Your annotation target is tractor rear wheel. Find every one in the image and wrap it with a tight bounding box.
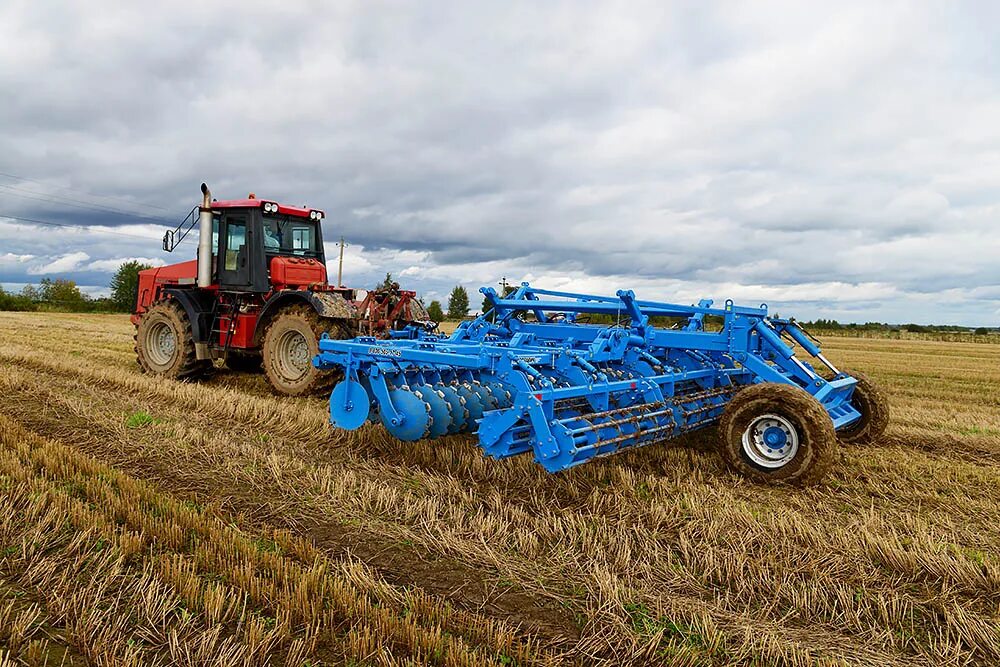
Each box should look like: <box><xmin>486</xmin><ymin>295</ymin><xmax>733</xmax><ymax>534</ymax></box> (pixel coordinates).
<box><xmin>135</xmin><ymin>300</ymin><xmax>211</xmax><ymax>380</ymax></box>
<box><xmin>718</xmin><ymin>383</ymin><xmax>836</xmax><ymax>485</ymax></box>
<box><xmin>261</xmin><ymin>305</ymin><xmax>351</xmax><ymax>396</ymax></box>
<box><xmin>836</xmin><ymin>370</ymin><xmax>889</xmax><ymax>445</ymax></box>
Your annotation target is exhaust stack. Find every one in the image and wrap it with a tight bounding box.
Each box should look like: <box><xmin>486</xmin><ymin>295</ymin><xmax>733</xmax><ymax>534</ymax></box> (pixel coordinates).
<box><xmin>197</xmin><ymin>182</ymin><xmax>213</xmax><ymax>288</ymax></box>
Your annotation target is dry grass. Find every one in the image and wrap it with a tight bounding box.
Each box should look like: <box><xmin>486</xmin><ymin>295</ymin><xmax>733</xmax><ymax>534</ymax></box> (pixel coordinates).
<box><xmin>0</xmin><ymin>311</ymin><xmax>998</xmax><ymax>666</ymax></box>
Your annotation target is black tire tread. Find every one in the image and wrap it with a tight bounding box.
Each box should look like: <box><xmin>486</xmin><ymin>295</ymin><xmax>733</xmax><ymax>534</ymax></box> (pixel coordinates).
<box><xmin>836</xmin><ymin>369</ymin><xmax>890</xmax><ymax>445</ymax></box>
<box><xmin>718</xmin><ymin>383</ymin><xmax>836</xmax><ymax>486</ymax></box>
<box><xmin>134</xmin><ymin>300</ymin><xmax>212</xmax><ymax>380</ymax></box>
<box><xmin>260</xmin><ymin>304</ymin><xmax>353</xmax><ymax>396</ymax></box>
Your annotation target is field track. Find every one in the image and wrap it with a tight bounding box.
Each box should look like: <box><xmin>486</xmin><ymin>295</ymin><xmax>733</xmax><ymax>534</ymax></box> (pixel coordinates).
<box><xmin>0</xmin><ymin>311</ymin><xmax>998</xmax><ymax>666</ymax></box>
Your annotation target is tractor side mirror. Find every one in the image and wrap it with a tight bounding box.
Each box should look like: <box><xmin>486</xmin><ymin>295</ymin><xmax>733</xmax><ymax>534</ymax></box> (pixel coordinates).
<box><xmin>162</xmin><ymin>230</ymin><xmax>174</xmax><ymax>252</ymax></box>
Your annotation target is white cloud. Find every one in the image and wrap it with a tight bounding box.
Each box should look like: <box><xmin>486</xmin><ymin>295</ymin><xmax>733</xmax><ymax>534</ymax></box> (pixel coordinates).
<box><xmin>0</xmin><ymin>252</ymin><xmax>35</xmax><ymax>264</ymax></box>
<box><xmin>85</xmin><ymin>257</ymin><xmax>166</xmax><ymax>272</ymax></box>
<box><xmin>27</xmin><ymin>251</ymin><xmax>90</xmax><ymax>274</ymax></box>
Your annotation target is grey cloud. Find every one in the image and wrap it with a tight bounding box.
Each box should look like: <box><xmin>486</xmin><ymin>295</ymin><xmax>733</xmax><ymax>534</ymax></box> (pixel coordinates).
<box><xmin>0</xmin><ymin>1</ymin><xmax>998</xmax><ymax>324</ymax></box>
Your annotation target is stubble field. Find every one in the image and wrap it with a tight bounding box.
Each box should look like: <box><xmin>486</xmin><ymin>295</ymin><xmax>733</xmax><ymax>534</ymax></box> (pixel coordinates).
<box><xmin>0</xmin><ymin>311</ymin><xmax>998</xmax><ymax>666</ymax></box>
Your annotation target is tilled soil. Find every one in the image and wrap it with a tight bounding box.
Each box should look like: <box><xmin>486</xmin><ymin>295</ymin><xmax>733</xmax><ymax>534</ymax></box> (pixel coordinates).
<box><xmin>1</xmin><ymin>311</ymin><xmax>999</xmax><ymax>666</ymax></box>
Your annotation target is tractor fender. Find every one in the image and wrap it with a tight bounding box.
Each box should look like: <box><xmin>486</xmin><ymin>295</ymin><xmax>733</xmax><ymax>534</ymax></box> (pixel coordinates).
<box><xmin>254</xmin><ymin>290</ymin><xmax>358</xmax><ymax>344</ymax></box>
<box><xmin>160</xmin><ymin>287</ymin><xmax>215</xmax><ymax>344</ymax></box>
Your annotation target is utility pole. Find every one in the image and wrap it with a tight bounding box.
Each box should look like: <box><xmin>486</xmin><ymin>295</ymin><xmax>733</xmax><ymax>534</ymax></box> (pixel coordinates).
<box><xmin>337</xmin><ymin>236</ymin><xmax>348</xmax><ymax>287</ymax></box>
<box><xmin>498</xmin><ymin>276</ymin><xmax>509</xmax><ymax>295</ymax></box>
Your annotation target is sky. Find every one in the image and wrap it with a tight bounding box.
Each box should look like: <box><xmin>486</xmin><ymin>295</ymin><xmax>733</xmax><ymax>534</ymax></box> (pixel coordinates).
<box><xmin>1</xmin><ymin>1</ymin><xmax>998</xmax><ymax>325</ymax></box>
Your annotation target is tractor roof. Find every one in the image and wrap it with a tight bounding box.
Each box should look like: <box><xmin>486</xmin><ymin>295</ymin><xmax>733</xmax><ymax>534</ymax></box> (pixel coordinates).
<box><xmin>210</xmin><ymin>197</ymin><xmax>322</xmax><ymax>219</ymax></box>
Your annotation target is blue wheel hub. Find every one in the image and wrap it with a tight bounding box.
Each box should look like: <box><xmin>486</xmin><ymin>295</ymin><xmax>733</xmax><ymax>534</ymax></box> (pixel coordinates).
<box><xmin>763</xmin><ymin>426</ymin><xmax>787</xmax><ymax>448</ymax></box>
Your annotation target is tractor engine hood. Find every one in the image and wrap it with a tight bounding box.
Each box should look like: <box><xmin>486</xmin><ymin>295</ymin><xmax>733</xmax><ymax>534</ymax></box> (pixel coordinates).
<box><xmin>269</xmin><ymin>256</ymin><xmax>327</xmax><ymax>290</ymax></box>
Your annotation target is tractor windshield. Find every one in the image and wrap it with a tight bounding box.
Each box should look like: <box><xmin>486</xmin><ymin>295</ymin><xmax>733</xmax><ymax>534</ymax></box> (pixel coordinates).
<box><xmin>262</xmin><ymin>215</ymin><xmax>320</xmax><ymax>257</ymax></box>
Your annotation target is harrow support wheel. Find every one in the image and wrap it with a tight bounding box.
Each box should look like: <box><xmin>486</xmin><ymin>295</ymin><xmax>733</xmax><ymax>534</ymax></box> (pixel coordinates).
<box><xmin>262</xmin><ymin>305</ymin><xmax>351</xmax><ymax>396</ymax></box>
<box><xmin>718</xmin><ymin>383</ymin><xmax>836</xmax><ymax>486</ymax></box>
<box><xmin>135</xmin><ymin>300</ymin><xmax>212</xmax><ymax>380</ymax></box>
<box><xmin>835</xmin><ymin>370</ymin><xmax>890</xmax><ymax>446</ymax></box>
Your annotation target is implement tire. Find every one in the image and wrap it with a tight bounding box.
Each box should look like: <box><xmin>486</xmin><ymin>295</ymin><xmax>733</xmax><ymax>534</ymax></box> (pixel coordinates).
<box><xmin>718</xmin><ymin>383</ymin><xmax>836</xmax><ymax>486</ymax></box>
<box><xmin>135</xmin><ymin>300</ymin><xmax>211</xmax><ymax>380</ymax></box>
<box><xmin>836</xmin><ymin>370</ymin><xmax>890</xmax><ymax>446</ymax></box>
<box><xmin>261</xmin><ymin>305</ymin><xmax>351</xmax><ymax>396</ymax></box>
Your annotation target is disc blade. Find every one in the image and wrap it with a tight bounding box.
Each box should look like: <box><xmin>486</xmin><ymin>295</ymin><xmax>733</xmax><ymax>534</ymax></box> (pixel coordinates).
<box><xmin>413</xmin><ymin>386</ymin><xmax>452</xmax><ymax>438</ymax></box>
<box><xmin>381</xmin><ymin>388</ymin><xmax>430</xmax><ymax>441</ymax></box>
<box><xmin>437</xmin><ymin>385</ymin><xmax>469</xmax><ymax>434</ymax></box>
<box><xmin>329</xmin><ymin>379</ymin><xmax>370</xmax><ymax>430</ymax></box>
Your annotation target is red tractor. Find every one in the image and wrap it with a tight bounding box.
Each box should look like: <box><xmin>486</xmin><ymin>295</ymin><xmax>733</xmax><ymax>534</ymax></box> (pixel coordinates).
<box><xmin>132</xmin><ymin>183</ymin><xmax>430</xmax><ymax>395</ymax></box>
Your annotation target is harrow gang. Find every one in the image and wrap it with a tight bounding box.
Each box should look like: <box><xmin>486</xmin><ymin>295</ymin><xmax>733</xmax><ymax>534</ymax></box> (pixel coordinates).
<box><xmin>314</xmin><ymin>284</ymin><xmax>879</xmax><ymax>481</ymax></box>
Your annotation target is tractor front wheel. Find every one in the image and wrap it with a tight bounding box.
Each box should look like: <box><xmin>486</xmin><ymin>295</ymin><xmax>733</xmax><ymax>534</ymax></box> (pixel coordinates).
<box><xmin>836</xmin><ymin>370</ymin><xmax>890</xmax><ymax>445</ymax></box>
<box><xmin>135</xmin><ymin>300</ymin><xmax>211</xmax><ymax>380</ymax></box>
<box><xmin>261</xmin><ymin>306</ymin><xmax>350</xmax><ymax>396</ymax></box>
<box><xmin>718</xmin><ymin>383</ymin><xmax>836</xmax><ymax>485</ymax></box>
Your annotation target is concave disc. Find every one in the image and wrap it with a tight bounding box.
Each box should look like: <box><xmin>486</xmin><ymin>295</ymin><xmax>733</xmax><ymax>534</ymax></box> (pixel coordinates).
<box><xmin>437</xmin><ymin>385</ymin><xmax>469</xmax><ymax>434</ymax></box>
<box><xmin>413</xmin><ymin>386</ymin><xmax>452</xmax><ymax>438</ymax></box>
<box><xmin>381</xmin><ymin>388</ymin><xmax>430</xmax><ymax>441</ymax></box>
<box><xmin>456</xmin><ymin>383</ymin><xmax>485</xmax><ymax>426</ymax></box>
<box><xmin>329</xmin><ymin>379</ymin><xmax>370</xmax><ymax>430</ymax></box>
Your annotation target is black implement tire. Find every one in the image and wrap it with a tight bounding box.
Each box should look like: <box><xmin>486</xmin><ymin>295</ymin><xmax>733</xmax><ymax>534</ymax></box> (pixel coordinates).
<box><xmin>718</xmin><ymin>383</ymin><xmax>836</xmax><ymax>486</ymax></box>
<box><xmin>135</xmin><ymin>300</ymin><xmax>211</xmax><ymax>380</ymax></box>
<box><xmin>261</xmin><ymin>305</ymin><xmax>351</xmax><ymax>396</ymax></box>
<box><xmin>836</xmin><ymin>370</ymin><xmax>890</xmax><ymax>446</ymax></box>
<box><xmin>225</xmin><ymin>351</ymin><xmax>262</xmax><ymax>373</ymax></box>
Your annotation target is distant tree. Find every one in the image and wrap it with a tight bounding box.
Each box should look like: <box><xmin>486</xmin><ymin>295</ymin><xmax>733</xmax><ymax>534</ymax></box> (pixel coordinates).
<box><xmin>447</xmin><ymin>285</ymin><xmax>470</xmax><ymax>320</ymax></box>
<box><xmin>0</xmin><ymin>285</ymin><xmax>35</xmax><ymax>312</ymax></box>
<box><xmin>376</xmin><ymin>272</ymin><xmax>397</xmax><ymax>292</ymax></box>
<box><xmin>426</xmin><ymin>300</ymin><xmax>445</xmax><ymax>323</ymax></box>
<box><xmin>975</xmin><ymin>327</ymin><xmax>990</xmax><ymax>336</ymax></box>
<box><xmin>19</xmin><ymin>284</ymin><xmax>40</xmax><ymax>302</ymax></box>
<box><xmin>109</xmin><ymin>260</ymin><xmax>152</xmax><ymax>312</ymax></box>
<box><xmin>39</xmin><ymin>278</ymin><xmax>86</xmax><ymax>310</ymax></box>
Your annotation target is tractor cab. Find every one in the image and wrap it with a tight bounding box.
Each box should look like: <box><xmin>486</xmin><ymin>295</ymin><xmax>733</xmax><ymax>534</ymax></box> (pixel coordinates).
<box><xmin>208</xmin><ymin>196</ymin><xmax>328</xmax><ymax>293</ymax></box>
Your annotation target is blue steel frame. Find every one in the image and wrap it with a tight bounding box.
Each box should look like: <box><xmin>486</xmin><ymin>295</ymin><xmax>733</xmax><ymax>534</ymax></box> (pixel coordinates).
<box><xmin>314</xmin><ymin>284</ymin><xmax>862</xmax><ymax>473</ymax></box>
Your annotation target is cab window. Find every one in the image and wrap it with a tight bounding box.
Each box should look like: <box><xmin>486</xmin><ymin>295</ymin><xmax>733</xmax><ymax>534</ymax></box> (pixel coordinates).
<box><xmin>262</xmin><ymin>215</ymin><xmax>319</xmax><ymax>256</ymax></box>
<box><xmin>225</xmin><ymin>220</ymin><xmax>246</xmax><ymax>270</ymax></box>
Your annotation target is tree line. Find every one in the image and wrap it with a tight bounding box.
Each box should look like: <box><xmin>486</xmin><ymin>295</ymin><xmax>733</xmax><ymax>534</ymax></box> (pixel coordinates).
<box><xmin>5</xmin><ymin>267</ymin><xmax>992</xmax><ymax>335</ymax></box>
<box><xmin>801</xmin><ymin>318</ymin><xmax>993</xmax><ymax>337</ymax></box>
<box><xmin>0</xmin><ymin>260</ymin><xmax>150</xmax><ymax>313</ymax></box>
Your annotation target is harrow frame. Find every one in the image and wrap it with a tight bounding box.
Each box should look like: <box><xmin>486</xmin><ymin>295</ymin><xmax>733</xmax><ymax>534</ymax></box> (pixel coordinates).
<box><xmin>315</xmin><ymin>284</ymin><xmax>863</xmax><ymax>474</ymax></box>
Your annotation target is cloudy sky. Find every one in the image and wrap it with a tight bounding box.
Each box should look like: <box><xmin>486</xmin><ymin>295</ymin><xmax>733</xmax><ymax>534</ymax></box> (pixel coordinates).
<box><xmin>1</xmin><ymin>1</ymin><xmax>998</xmax><ymax>324</ymax></box>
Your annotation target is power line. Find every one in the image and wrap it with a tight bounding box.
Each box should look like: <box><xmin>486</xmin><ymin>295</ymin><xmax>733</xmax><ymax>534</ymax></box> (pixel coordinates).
<box><xmin>0</xmin><ymin>183</ymin><xmax>176</xmax><ymax>222</ymax></box>
<box><xmin>0</xmin><ymin>212</ymin><xmax>167</xmax><ymax>242</ymax></box>
<box><xmin>0</xmin><ymin>187</ymin><xmax>179</xmax><ymax>225</ymax></box>
<box><xmin>0</xmin><ymin>170</ymin><xmax>170</xmax><ymax>211</ymax></box>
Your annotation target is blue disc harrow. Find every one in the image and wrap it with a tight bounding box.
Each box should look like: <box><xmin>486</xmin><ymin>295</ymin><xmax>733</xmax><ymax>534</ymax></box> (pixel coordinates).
<box><xmin>314</xmin><ymin>284</ymin><xmax>864</xmax><ymax>474</ymax></box>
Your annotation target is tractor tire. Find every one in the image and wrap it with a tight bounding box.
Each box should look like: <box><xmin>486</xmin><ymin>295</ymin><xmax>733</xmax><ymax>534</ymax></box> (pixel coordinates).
<box><xmin>135</xmin><ymin>300</ymin><xmax>212</xmax><ymax>380</ymax></box>
<box><xmin>225</xmin><ymin>351</ymin><xmax>262</xmax><ymax>373</ymax></box>
<box><xmin>718</xmin><ymin>383</ymin><xmax>836</xmax><ymax>486</ymax></box>
<box><xmin>261</xmin><ymin>305</ymin><xmax>351</xmax><ymax>396</ymax></box>
<box><xmin>835</xmin><ymin>370</ymin><xmax>890</xmax><ymax>446</ymax></box>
